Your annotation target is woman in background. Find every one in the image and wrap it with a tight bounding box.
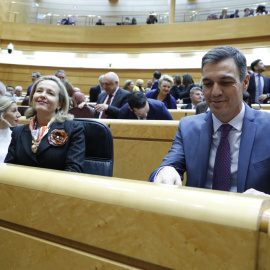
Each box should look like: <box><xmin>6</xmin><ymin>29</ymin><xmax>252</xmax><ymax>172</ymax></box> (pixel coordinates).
<box><xmin>170</xmin><ymin>74</ymin><xmax>184</xmax><ymax>100</ymax></box>
<box><xmin>133</xmin><ymin>79</ymin><xmax>144</xmax><ymax>92</ymax></box>
<box><xmin>5</xmin><ymin>75</ymin><xmax>85</xmax><ymax>172</ymax></box>
<box><xmin>145</xmin><ymin>74</ymin><xmax>177</xmax><ymax>109</ymax></box>
<box><xmin>0</xmin><ymin>96</ymin><xmax>21</xmax><ymax>163</ymax></box>
<box><xmin>64</xmin><ymin>79</ymin><xmax>86</xmax><ymax>109</ymax></box>
<box><xmin>123</xmin><ymin>80</ymin><xmax>134</xmax><ymax>92</ymax></box>
<box><xmin>178</xmin><ymin>73</ymin><xmax>196</xmax><ymax>104</ymax></box>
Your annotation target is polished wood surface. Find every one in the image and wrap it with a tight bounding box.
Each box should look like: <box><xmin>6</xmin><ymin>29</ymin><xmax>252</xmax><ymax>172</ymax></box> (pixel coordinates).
<box><xmin>0</xmin><ymin>164</ymin><xmax>270</xmax><ymax>269</ymax></box>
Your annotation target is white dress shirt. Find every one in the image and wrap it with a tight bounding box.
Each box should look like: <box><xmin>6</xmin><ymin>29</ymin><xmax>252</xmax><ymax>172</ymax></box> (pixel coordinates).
<box><xmin>99</xmin><ymin>87</ymin><xmax>119</xmax><ymax>119</ymax></box>
<box><xmin>0</xmin><ymin>128</ymin><xmax>12</xmax><ymax>163</ymax></box>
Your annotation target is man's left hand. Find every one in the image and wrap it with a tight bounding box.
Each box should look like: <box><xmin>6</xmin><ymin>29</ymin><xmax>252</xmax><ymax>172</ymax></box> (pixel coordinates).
<box><xmin>95</xmin><ymin>104</ymin><xmax>108</xmax><ymax>112</ymax></box>
<box><xmin>259</xmin><ymin>94</ymin><xmax>268</xmax><ymax>102</ymax></box>
<box><xmin>243</xmin><ymin>188</ymin><xmax>270</xmax><ymax>197</ymax></box>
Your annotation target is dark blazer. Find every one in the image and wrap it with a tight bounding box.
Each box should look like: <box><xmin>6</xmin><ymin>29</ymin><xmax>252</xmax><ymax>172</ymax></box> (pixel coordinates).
<box><xmin>89</xmin><ymin>84</ymin><xmax>101</xmax><ymax>102</ymax></box>
<box><xmin>247</xmin><ymin>73</ymin><xmax>270</xmax><ymax>103</ymax></box>
<box><xmin>5</xmin><ymin>120</ymin><xmax>85</xmax><ymax>173</ymax></box>
<box><xmin>118</xmin><ymin>99</ymin><xmax>173</xmax><ymax>120</ymax></box>
<box><xmin>181</xmin><ymin>103</ymin><xmax>193</xmax><ymax>109</ymax></box>
<box><xmin>96</xmin><ymin>88</ymin><xmax>130</xmax><ymax>119</ymax></box>
<box><xmin>149</xmin><ymin>103</ymin><xmax>270</xmax><ymax>194</ymax></box>
<box><xmin>170</xmin><ymin>85</ymin><xmax>184</xmax><ymax>100</ymax></box>
<box><xmin>151</xmin><ymin>80</ymin><xmax>159</xmax><ymax>90</ymax></box>
<box><xmin>195</xmin><ymin>101</ymin><xmax>209</xmax><ymax>114</ymax></box>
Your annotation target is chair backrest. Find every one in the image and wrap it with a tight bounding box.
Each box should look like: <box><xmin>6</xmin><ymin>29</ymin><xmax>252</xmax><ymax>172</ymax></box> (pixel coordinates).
<box><xmin>69</xmin><ymin>106</ymin><xmax>96</xmax><ymax>118</ymax></box>
<box><xmin>17</xmin><ymin>106</ymin><xmax>28</xmax><ymax>116</ymax></box>
<box><xmin>21</xmin><ymin>99</ymin><xmax>29</xmax><ymax>106</ymax></box>
<box><xmin>75</xmin><ymin>119</ymin><xmax>114</xmax><ymax>177</ymax></box>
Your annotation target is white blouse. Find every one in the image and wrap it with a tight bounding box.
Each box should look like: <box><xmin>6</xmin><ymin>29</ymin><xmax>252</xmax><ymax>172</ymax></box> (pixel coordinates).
<box><xmin>0</xmin><ymin>128</ymin><xmax>12</xmax><ymax>163</ymax></box>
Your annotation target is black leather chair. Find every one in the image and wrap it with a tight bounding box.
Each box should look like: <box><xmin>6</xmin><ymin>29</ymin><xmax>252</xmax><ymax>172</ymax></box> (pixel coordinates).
<box><xmin>75</xmin><ymin>119</ymin><xmax>114</xmax><ymax>177</ymax></box>
<box><xmin>69</xmin><ymin>106</ymin><xmax>96</xmax><ymax>118</ymax></box>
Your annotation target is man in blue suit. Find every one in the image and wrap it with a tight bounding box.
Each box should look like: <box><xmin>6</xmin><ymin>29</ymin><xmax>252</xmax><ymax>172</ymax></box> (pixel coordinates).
<box><xmin>247</xmin><ymin>59</ymin><xmax>270</xmax><ymax>104</ymax></box>
<box><xmin>118</xmin><ymin>91</ymin><xmax>173</xmax><ymax>120</ymax></box>
<box><xmin>181</xmin><ymin>87</ymin><xmax>203</xmax><ymax>109</ymax></box>
<box><xmin>149</xmin><ymin>46</ymin><xmax>270</xmax><ymax>196</ymax></box>
<box><xmin>95</xmin><ymin>72</ymin><xmax>130</xmax><ymax>119</ymax></box>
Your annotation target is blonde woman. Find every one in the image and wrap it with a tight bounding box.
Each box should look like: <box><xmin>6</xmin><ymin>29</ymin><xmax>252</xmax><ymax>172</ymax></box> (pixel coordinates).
<box><xmin>5</xmin><ymin>75</ymin><xmax>85</xmax><ymax>172</ymax></box>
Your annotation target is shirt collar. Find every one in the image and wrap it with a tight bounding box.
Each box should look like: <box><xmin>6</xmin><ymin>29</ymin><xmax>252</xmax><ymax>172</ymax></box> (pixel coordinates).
<box><xmin>212</xmin><ymin>102</ymin><xmax>245</xmax><ymax>133</ymax></box>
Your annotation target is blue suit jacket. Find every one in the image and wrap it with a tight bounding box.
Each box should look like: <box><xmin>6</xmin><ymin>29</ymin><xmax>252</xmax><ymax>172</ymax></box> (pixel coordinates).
<box><xmin>118</xmin><ymin>99</ymin><xmax>173</xmax><ymax>120</ymax></box>
<box><xmin>149</xmin><ymin>103</ymin><xmax>270</xmax><ymax>193</ymax></box>
<box><xmin>5</xmin><ymin>120</ymin><xmax>85</xmax><ymax>173</ymax></box>
<box><xmin>96</xmin><ymin>88</ymin><xmax>130</xmax><ymax>119</ymax></box>
<box><xmin>89</xmin><ymin>84</ymin><xmax>101</xmax><ymax>102</ymax></box>
<box><xmin>247</xmin><ymin>73</ymin><xmax>270</xmax><ymax>103</ymax></box>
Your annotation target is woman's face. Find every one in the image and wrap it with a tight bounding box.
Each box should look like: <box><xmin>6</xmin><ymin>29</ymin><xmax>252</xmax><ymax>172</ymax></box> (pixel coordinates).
<box><xmin>128</xmin><ymin>82</ymin><xmax>134</xmax><ymax>91</ymax></box>
<box><xmin>2</xmin><ymin>103</ymin><xmax>21</xmax><ymax>127</ymax></box>
<box><xmin>33</xmin><ymin>80</ymin><xmax>61</xmax><ymax>117</ymax></box>
<box><xmin>159</xmin><ymin>80</ymin><xmax>172</xmax><ymax>95</ymax></box>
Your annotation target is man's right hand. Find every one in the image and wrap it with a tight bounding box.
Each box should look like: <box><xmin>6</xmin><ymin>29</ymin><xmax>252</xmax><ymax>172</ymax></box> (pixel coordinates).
<box><xmin>154</xmin><ymin>166</ymin><xmax>182</xmax><ymax>185</ymax></box>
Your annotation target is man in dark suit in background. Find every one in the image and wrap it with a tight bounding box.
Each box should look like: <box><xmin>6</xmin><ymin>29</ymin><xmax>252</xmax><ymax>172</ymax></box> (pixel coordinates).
<box><xmin>89</xmin><ymin>75</ymin><xmax>104</xmax><ymax>102</ymax></box>
<box><xmin>25</xmin><ymin>71</ymin><xmax>41</xmax><ymax>99</ymax></box>
<box><xmin>247</xmin><ymin>59</ymin><xmax>270</xmax><ymax>103</ymax></box>
<box><xmin>119</xmin><ymin>91</ymin><xmax>173</xmax><ymax>120</ymax></box>
<box><xmin>95</xmin><ymin>72</ymin><xmax>130</xmax><ymax>119</ymax></box>
<box><xmin>151</xmin><ymin>71</ymin><xmax>161</xmax><ymax>90</ymax></box>
<box><xmin>181</xmin><ymin>87</ymin><xmax>203</xmax><ymax>109</ymax></box>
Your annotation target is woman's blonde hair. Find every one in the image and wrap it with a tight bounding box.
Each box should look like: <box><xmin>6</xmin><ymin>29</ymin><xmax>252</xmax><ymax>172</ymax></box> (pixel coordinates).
<box><xmin>135</xmin><ymin>79</ymin><xmax>144</xmax><ymax>86</ymax></box>
<box><xmin>25</xmin><ymin>75</ymin><xmax>73</xmax><ymax>122</ymax></box>
<box><xmin>158</xmin><ymin>74</ymin><xmax>174</xmax><ymax>86</ymax></box>
<box><xmin>0</xmin><ymin>96</ymin><xmax>15</xmax><ymax>114</ymax></box>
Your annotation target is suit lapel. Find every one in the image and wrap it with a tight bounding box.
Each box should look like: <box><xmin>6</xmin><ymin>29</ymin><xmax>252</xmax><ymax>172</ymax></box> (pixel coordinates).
<box><xmin>35</xmin><ymin>122</ymin><xmax>65</xmax><ymax>157</ymax></box>
<box><xmin>111</xmin><ymin>89</ymin><xmax>121</xmax><ymax>106</ymax></box>
<box><xmin>197</xmin><ymin>112</ymin><xmax>213</xmax><ymax>188</ymax></box>
<box><xmin>21</xmin><ymin>125</ymin><xmax>38</xmax><ymax>163</ymax></box>
<box><xmin>237</xmin><ymin>104</ymin><xmax>256</xmax><ymax>192</ymax></box>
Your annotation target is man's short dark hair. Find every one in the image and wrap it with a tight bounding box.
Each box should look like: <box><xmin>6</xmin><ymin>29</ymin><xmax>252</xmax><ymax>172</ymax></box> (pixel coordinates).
<box><xmin>128</xmin><ymin>91</ymin><xmax>147</xmax><ymax>110</ymax></box>
<box><xmin>6</xmin><ymin>85</ymin><xmax>14</xmax><ymax>90</ymax></box>
<box><xmin>55</xmin><ymin>70</ymin><xmax>66</xmax><ymax>76</ymax></box>
<box><xmin>202</xmin><ymin>46</ymin><xmax>247</xmax><ymax>82</ymax></box>
<box><xmin>153</xmin><ymin>71</ymin><xmax>161</xmax><ymax>80</ymax></box>
<box><xmin>250</xmin><ymin>59</ymin><xmax>261</xmax><ymax>72</ymax></box>
<box><xmin>33</xmin><ymin>71</ymin><xmax>41</xmax><ymax>78</ymax></box>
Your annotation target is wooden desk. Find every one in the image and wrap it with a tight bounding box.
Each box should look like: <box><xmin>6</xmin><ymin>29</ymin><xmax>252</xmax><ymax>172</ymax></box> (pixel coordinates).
<box><xmin>0</xmin><ymin>163</ymin><xmax>270</xmax><ymax>270</ymax></box>
<box><xmin>168</xmin><ymin>109</ymin><xmax>196</xmax><ymax>120</ymax></box>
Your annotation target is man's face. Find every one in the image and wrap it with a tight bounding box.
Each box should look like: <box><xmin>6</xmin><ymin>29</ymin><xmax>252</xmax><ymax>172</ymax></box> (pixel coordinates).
<box><xmin>15</xmin><ymin>88</ymin><xmax>22</xmax><ymax>97</ymax></box>
<box><xmin>31</xmin><ymin>73</ymin><xmax>38</xmax><ymax>83</ymax></box>
<box><xmin>190</xmin><ymin>90</ymin><xmax>203</xmax><ymax>105</ymax></box>
<box><xmin>102</xmin><ymin>75</ymin><xmax>118</xmax><ymax>95</ymax></box>
<box><xmin>202</xmin><ymin>58</ymin><xmax>249</xmax><ymax>123</ymax></box>
<box><xmin>130</xmin><ymin>102</ymin><xmax>149</xmax><ymax>119</ymax></box>
<box><xmin>6</xmin><ymin>86</ymin><xmax>14</xmax><ymax>95</ymax></box>
<box><xmin>56</xmin><ymin>72</ymin><xmax>66</xmax><ymax>80</ymax></box>
<box><xmin>255</xmin><ymin>61</ymin><xmax>266</xmax><ymax>73</ymax></box>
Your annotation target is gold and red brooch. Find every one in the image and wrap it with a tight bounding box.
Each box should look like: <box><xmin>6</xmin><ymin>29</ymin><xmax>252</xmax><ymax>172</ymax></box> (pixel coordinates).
<box><xmin>48</xmin><ymin>129</ymin><xmax>68</xmax><ymax>146</ymax></box>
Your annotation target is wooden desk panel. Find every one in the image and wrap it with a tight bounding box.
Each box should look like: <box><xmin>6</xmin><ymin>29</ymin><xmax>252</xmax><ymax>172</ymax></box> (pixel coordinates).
<box><xmin>0</xmin><ymin>164</ymin><xmax>270</xmax><ymax>269</ymax></box>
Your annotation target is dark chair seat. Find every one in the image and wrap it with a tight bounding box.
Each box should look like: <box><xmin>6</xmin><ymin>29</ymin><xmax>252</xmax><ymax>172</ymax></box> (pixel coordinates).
<box><xmin>17</xmin><ymin>106</ymin><xmax>29</xmax><ymax>116</ymax></box>
<box><xmin>69</xmin><ymin>106</ymin><xmax>96</xmax><ymax>118</ymax></box>
<box><xmin>21</xmin><ymin>99</ymin><xmax>29</xmax><ymax>106</ymax></box>
<box><xmin>75</xmin><ymin>119</ymin><xmax>113</xmax><ymax>177</ymax></box>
